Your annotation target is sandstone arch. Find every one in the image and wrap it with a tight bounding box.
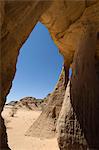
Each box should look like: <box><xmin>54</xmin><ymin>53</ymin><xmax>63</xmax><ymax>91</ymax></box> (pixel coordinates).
<box><xmin>0</xmin><ymin>1</ymin><xmax>99</xmax><ymax>149</ymax></box>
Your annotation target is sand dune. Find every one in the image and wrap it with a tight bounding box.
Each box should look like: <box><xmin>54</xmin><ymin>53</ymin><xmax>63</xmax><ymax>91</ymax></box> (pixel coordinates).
<box><xmin>2</xmin><ymin>106</ymin><xmax>59</xmax><ymax>150</ymax></box>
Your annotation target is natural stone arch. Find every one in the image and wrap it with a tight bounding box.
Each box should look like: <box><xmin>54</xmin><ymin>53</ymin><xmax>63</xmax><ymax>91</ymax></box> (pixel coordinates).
<box><xmin>0</xmin><ymin>1</ymin><xmax>99</xmax><ymax>150</ymax></box>
<box><xmin>0</xmin><ymin>1</ymin><xmax>52</xmax><ymax>149</ymax></box>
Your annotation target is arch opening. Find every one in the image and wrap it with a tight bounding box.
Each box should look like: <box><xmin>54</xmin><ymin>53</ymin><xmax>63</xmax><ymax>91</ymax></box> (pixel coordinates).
<box><xmin>7</xmin><ymin>22</ymin><xmax>63</xmax><ymax>102</ymax></box>
<box><xmin>2</xmin><ymin>22</ymin><xmax>64</xmax><ymax>150</ymax></box>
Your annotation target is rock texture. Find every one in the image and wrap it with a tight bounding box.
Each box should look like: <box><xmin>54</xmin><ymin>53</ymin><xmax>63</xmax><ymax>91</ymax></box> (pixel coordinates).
<box><xmin>26</xmin><ymin>68</ymin><xmax>65</xmax><ymax>138</ymax></box>
<box><xmin>0</xmin><ymin>0</ymin><xmax>99</xmax><ymax>149</ymax></box>
<box><xmin>40</xmin><ymin>0</ymin><xmax>99</xmax><ymax>68</ymax></box>
<box><xmin>57</xmin><ymin>81</ymin><xmax>87</xmax><ymax>150</ymax></box>
<box><xmin>70</xmin><ymin>25</ymin><xmax>99</xmax><ymax>149</ymax></box>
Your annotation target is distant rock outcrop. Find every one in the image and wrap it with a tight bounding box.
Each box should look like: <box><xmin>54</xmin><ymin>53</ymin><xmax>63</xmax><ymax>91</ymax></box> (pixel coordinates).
<box><xmin>6</xmin><ymin>101</ymin><xmax>18</xmax><ymax>106</ymax></box>
<box><xmin>7</xmin><ymin>96</ymin><xmax>48</xmax><ymax>111</ymax></box>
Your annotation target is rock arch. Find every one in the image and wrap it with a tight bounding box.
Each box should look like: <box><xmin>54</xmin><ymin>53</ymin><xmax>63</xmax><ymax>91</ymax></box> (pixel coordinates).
<box><xmin>0</xmin><ymin>1</ymin><xmax>99</xmax><ymax>149</ymax></box>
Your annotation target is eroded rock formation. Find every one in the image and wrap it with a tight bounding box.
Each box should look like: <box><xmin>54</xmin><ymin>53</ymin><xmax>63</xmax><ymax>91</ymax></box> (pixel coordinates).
<box><xmin>70</xmin><ymin>25</ymin><xmax>99</xmax><ymax>149</ymax></box>
<box><xmin>57</xmin><ymin>23</ymin><xmax>99</xmax><ymax>150</ymax></box>
<box><xmin>0</xmin><ymin>0</ymin><xmax>99</xmax><ymax>149</ymax></box>
<box><xmin>26</xmin><ymin>68</ymin><xmax>65</xmax><ymax>138</ymax></box>
<box><xmin>7</xmin><ymin>96</ymin><xmax>48</xmax><ymax>111</ymax></box>
<box><xmin>57</xmin><ymin>81</ymin><xmax>87</xmax><ymax>150</ymax></box>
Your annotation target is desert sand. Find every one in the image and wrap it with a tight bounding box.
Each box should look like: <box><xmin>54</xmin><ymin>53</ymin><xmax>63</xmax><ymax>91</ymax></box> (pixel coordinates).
<box><xmin>2</xmin><ymin>106</ymin><xmax>59</xmax><ymax>150</ymax></box>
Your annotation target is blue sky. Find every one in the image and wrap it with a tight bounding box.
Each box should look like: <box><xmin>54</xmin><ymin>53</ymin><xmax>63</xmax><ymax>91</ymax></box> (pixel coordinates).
<box><xmin>7</xmin><ymin>22</ymin><xmax>63</xmax><ymax>102</ymax></box>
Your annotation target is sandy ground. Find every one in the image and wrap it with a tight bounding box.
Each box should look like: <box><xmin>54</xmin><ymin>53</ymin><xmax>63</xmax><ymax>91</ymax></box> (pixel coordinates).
<box><xmin>2</xmin><ymin>106</ymin><xmax>59</xmax><ymax>150</ymax></box>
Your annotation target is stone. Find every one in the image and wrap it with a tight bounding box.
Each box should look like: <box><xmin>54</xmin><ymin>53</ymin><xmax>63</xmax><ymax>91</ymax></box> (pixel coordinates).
<box><xmin>57</xmin><ymin>81</ymin><xmax>88</xmax><ymax>150</ymax></box>
<box><xmin>0</xmin><ymin>0</ymin><xmax>99</xmax><ymax>149</ymax></box>
<box><xmin>70</xmin><ymin>24</ymin><xmax>99</xmax><ymax>149</ymax></box>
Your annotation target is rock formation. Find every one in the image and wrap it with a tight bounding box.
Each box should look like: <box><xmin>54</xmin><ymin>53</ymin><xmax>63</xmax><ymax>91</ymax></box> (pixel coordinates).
<box><xmin>70</xmin><ymin>25</ymin><xmax>99</xmax><ymax>149</ymax></box>
<box><xmin>57</xmin><ymin>23</ymin><xmax>99</xmax><ymax>150</ymax></box>
<box><xmin>57</xmin><ymin>81</ymin><xmax>87</xmax><ymax>150</ymax></box>
<box><xmin>7</xmin><ymin>97</ymin><xmax>47</xmax><ymax>111</ymax></box>
<box><xmin>0</xmin><ymin>1</ymin><xmax>51</xmax><ymax>149</ymax></box>
<box><xmin>0</xmin><ymin>0</ymin><xmax>99</xmax><ymax>149</ymax></box>
<box><xmin>26</xmin><ymin>68</ymin><xmax>65</xmax><ymax>138</ymax></box>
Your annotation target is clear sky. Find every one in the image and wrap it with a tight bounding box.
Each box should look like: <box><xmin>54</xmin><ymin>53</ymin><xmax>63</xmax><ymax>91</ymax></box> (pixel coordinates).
<box><xmin>7</xmin><ymin>22</ymin><xmax>63</xmax><ymax>102</ymax></box>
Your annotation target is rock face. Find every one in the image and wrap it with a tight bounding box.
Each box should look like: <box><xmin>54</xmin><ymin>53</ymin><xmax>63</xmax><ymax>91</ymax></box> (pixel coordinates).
<box><xmin>57</xmin><ymin>24</ymin><xmax>99</xmax><ymax>150</ymax></box>
<box><xmin>57</xmin><ymin>81</ymin><xmax>87</xmax><ymax>150</ymax></box>
<box><xmin>0</xmin><ymin>1</ymin><xmax>99</xmax><ymax>149</ymax></box>
<box><xmin>70</xmin><ymin>25</ymin><xmax>99</xmax><ymax>149</ymax></box>
<box><xmin>26</xmin><ymin>68</ymin><xmax>65</xmax><ymax>138</ymax></box>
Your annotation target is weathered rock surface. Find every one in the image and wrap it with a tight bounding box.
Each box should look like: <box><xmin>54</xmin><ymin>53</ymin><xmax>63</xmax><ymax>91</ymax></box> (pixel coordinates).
<box><xmin>57</xmin><ymin>23</ymin><xmax>99</xmax><ymax>150</ymax></box>
<box><xmin>70</xmin><ymin>25</ymin><xmax>99</xmax><ymax>149</ymax></box>
<box><xmin>26</xmin><ymin>68</ymin><xmax>65</xmax><ymax>138</ymax></box>
<box><xmin>40</xmin><ymin>0</ymin><xmax>99</xmax><ymax>66</ymax></box>
<box><xmin>0</xmin><ymin>0</ymin><xmax>99</xmax><ymax>149</ymax></box>
<box><xmin>57</xmin><ymin>81</ymin><xmax>88</xmax><ymax>150</ymax></box>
